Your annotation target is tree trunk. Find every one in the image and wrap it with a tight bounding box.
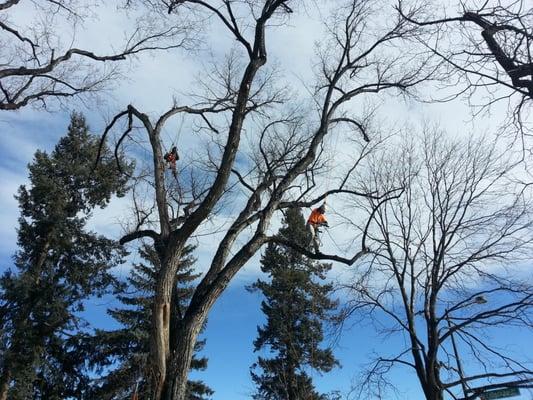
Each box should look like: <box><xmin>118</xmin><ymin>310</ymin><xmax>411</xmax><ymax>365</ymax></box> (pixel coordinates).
<box><xmin>0</xmin><ymin>367</ymin><xmax>10</xmax><ymax>400</ymax></box>
<box><xmin>158</xmin><ymin>265</ymin><xmax>238</xmax><ymax>400</ymax></box>
<box><xmin>150</xmin><ymin>296</ymin><xmax>171</xmax><ymax>399</ymax></box>
<box><xmin>425</xmin><ymin>387</ymin><xmax>444</xmax><ymax>400</ymax></box>
<box><xmin>150</xmin><ymin>252</ymin><xmax>182</xmax><ymax>400</ymax></box>
<box><xmin>163</xmin><ymin>317</ymin><xmax>205</xmax><ymax>400</ymax></box>
<box><xmin>287</xmin><ymin>373</ymin><xmax>298</xmax><ymax>400</ymax></box>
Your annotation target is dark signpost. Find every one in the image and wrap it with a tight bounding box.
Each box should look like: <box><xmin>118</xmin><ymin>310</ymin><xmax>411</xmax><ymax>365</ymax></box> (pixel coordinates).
<box><xmin>461</xmin><ymin>378</ymin><xmax>533</xmax><ymax>400</ymax></box>
<box><xmin>479</xmin><ymin>387</ymin><xmax>520</xmax><ymax>400</ymax></box>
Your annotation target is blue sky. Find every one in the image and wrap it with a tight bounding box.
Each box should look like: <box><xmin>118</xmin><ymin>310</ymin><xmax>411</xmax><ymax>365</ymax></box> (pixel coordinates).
<box><xmin>1</xmin><ymin>111</ymin><xmax>532</xmax><ymax>398</ymax></box>
<box><xmin>1</xmin><ymin>1</ymin><xmax>532</xmax><ymax>399</ymax></box>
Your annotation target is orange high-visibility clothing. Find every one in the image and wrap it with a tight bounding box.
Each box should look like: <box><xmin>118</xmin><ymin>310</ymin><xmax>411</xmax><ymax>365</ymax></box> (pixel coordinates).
<box><xmin>307</xmin><ymin>208</ymin><xmax>327</xmax><ymax>226</ymax></box>
<box><xmin>167</xmin><ymin>152</ymin><xmax>177</xmax><ymax>163</ymax></box>
<box><xmin>164</xmin><ymin>147</ymin><xmax>179</xmax><ymax>166</ymax></box>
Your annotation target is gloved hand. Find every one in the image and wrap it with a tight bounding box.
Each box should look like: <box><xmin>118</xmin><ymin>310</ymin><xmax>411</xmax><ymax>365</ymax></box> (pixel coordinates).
<box><xmin>322</xmin><ymin>222</ymin><xmax>329</xmax><ymax>228</ymax></box>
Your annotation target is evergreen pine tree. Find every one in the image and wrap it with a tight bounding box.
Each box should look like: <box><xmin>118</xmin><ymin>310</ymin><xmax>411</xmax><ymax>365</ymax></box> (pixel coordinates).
<box><xmin>249</xmin><ymin>208</ymin><xmax>339</xmax><ymax>400</ymax></box>
<box><xmin>89</xmin><ymin>243</ymin><xmax>213</xmax><ymax>400</ymax></box>
<box><xmin>0</xmin><ymin>113</ymin><xmax>131</xmax><ymax>400</ymax></box>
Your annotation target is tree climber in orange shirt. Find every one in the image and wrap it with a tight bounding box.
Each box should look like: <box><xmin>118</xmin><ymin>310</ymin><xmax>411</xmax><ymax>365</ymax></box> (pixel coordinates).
<box><xmin>163</xmin><ymin>146</ymin><xmax>179</xmax><ymax>176</ymax></box>
<box><xmin>307</xmin><ymin>202</ymin><xmax>328</xmax><ymax>253</ymax></box>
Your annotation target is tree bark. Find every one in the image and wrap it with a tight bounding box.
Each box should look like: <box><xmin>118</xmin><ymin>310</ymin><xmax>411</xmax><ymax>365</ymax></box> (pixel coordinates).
<box><xmin>0</xmin><ymin>367</ymin><xmax>10</xmax><ymax>400</ymax></box>
<box><xmin>164</xmin><ymin>316</ymin><xmax>205</xmax><ymax>400</ymax></box>
<box><xmin>150</xmin><ymin>250</ymin><xmax>182</xmax><ymax>400</ymax></box>
<box><xmin>425</xmin><ymin>388</ymin><xmax>444</xmax><ymax>400</ymax></box>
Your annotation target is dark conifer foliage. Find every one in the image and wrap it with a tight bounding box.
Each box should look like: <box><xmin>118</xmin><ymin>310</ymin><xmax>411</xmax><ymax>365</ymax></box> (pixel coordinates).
<box><xmin>249</xmin><ymin>208</ymin><xmax>339</xmax><ymax>400</ymax></box>
<box><xmin>0</xmin><ymin>113</ymin><xmax>131</xmax><ymax>400</ymax></box>
<box><xmin>89</xmin><ymin>244</ymin><xmax>213</xmax><ymax>400</ymax></box>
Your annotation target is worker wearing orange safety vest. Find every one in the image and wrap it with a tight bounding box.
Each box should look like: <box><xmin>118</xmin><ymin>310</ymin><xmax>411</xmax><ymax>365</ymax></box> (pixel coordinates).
<box><xmin>164</xmin><ymin>146</ymin><xmax>179</xmax><ymax>172</ymax></box>
<box><xmin>307</xmin><ymin>203</ymin><xmax>328</xmax><ymax>252</ymax></box>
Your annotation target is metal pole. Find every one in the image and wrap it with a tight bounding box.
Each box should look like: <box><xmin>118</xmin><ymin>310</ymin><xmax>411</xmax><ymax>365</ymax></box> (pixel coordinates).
<box><xmin>446</xmin><ymin>315</ymin><xmax>469</xmax><ymax>398</ymax></box>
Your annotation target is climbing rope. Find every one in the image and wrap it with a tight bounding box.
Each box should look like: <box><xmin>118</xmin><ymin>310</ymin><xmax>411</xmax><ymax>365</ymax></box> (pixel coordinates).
<box><xmin>163</xmin><ymin>115</ymin><xmax>185</xmax><ymax>153</ymax></box>
<box><xmin>131</xmin><ymin>380</ymin><xmax>139</xmax><ymax>400</ymax></box>
<box><xmin>325</xmin><ymin>226</ymin><xmax>344</xmax><ymax>254</ymax></box>
<box><xmin>316</xmin><ymin>129</ymin><xmax>343</xmax><ymax>253</ymax></box>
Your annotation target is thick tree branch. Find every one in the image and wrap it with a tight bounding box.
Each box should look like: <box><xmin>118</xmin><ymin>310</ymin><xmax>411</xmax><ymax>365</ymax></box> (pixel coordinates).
<box><xmin>0</xmin><ymin>0</ymin><xmax>20</xmax><ymax>11</ymax></box>
<box><xmin>330</xmin><ymin>117</ymin><xmax>370</xmax><ymax>142</ymax></box>
<box><xmin>270</xmin><ymin>237</ymin><xmax>370</xmax><ymax>265</ymax></box>
<box><xmin>120</xmin><ymin>229</ymin><xmax>160</xmax><ymax>245</ymax></box>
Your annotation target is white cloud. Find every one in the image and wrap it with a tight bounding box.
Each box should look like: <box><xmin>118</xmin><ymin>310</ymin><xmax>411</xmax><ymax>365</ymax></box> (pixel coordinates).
<box><xmin>0</xmin><ymin>0</ymin><xmax>527</xmax><ymax>289</ymax></box>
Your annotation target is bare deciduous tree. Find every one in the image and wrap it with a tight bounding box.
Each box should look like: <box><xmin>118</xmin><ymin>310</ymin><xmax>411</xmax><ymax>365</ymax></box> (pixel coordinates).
<box><xmin>396</xmin><ymin>0</ymin><xmax>533</xmax><ymax>137</ymax></box>
<box><xmin>0</xmin><ymin>0</ymin><xmax>192</xmax><ymax>110</ymax></box>
<box><xmin>98</xmin><ymin>1</ymin><xmax>434</xmax><ymax>399</ymax></box>
<box><xmin>343</xmin><ymin>128</ymin><xmax>533</xmax><ymax>400</ymax></box>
